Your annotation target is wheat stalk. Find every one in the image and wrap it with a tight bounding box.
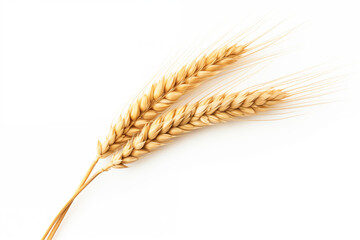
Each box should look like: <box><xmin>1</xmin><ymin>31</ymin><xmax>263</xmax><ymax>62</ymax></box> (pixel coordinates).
<box><xmin>97</xmin><ymin>44</ymin><xmax>248</xmax><ymax>158</ymax></box>
<box><xmin>42</xmin><ymin>27</ymin><xmax>311</xmax><ymax>239</ymax></box>
<box><xmin>109</xmin><ymin>88</ymin><xmax>287</xmax><ymax>167</ymax></box>
<box><xmin>42</xmin><ymin>43</ymin><xmax>250</xmax><ymax>240</ymax></box>
<box><xmin>43</xmin><ymin>74</ymin><xmax>335</xmax><ymax>239</ymax></box>
<box><xmin>51</xmin><ymin>33</ymin><xmax>283</xmax><ymax>236</ymax></box>
<box><xmin>43</xmin><ymin>88</ymin><xmax>289</xmax><ymax>240</ymax></box>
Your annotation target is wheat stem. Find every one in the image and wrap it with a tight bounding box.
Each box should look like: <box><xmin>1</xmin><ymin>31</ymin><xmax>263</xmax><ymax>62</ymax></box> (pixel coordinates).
<box><xmin>42</xmin><ymin>157</ymin><xmax>102</xmax><ymax>240</ymax></box>
<box><xmin>46</xmin><ymin>41</ymin><xmax>252</xmax><ymax>239</ymax></box>
<box><xmin>47</xmin><ymin>209</ymin><xmax>66</xmax><ymax>240</ymax></box>
<box><xmin>42</xmin><ymin>166</ymin><xmax>109</xmax><ymax>240</ymax></box>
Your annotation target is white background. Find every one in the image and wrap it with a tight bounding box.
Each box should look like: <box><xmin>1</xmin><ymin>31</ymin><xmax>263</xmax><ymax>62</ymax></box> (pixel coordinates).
<box><xmin>1</xmin><ymin>0</ymin><xmax>360</xmax><ymax>239</ymax></box>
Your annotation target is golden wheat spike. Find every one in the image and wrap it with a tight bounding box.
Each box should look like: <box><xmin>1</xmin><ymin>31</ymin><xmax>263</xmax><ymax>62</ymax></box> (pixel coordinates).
<box><xmin>98</xmin><ymin>44</ymin><xmax>247</xmax><ymax>158</ymax></box>
<box><xmin>110</xmin><ymin>89</ymin><xmax>287</xmax><ymax>166</ymax></box>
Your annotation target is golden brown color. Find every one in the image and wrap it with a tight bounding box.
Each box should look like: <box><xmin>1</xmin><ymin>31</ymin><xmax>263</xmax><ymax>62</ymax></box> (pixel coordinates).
<box><xmin>110</xmin><ymin>89</ymin><xmax>287</xmax><ymax>167</ymax></box>
<box><xmin>43</xmin><ymin>43</ymin><xmax>250</xmax><ymax>240</ymax></box>
<box><xmin>97</xmin><ymin>44</ymin><xmax>247</xmax><ymax>158</ymax></box>
<box><xmin>42</xmin><ymin>26</ymin><xmax>333</xmax><ymax>240</ymax></box>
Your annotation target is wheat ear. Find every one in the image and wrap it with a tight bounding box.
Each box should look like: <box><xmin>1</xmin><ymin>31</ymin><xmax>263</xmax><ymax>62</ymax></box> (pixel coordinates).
<box><xmin>44</xmin><ymin>75</ymin><xmax>336</xmax><ymax>239</ymax></box>
<box><xmin>98</xmin><ymin>44</ymin><xmax>248</xmax><ymax>158</ymax></box>
<box><xmin>42</xmin><ymin>43</ymin><xmax>248</xmax><ymax>240</ymax></box>
<box><xmin>43</xmin><ymin>28</ymin><xmax>291</xmax><ymax>238</ymax></box>
<box><xmin>43</xmin><ymin>89</ymin><xmax>288</xmax><ymax>234</ymax></box>
<box><xmin>110</xmin><ymin>88</ymin><xmax>287</xmax><ymax>167</ymax></box>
